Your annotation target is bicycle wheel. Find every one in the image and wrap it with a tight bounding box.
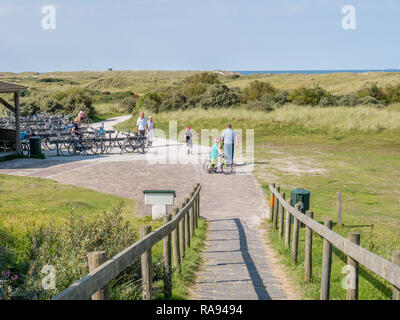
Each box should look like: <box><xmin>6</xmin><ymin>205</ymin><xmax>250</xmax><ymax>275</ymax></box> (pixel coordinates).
<box><xmin>67</xmin><ymin>142</ymin><xmax>80</xmax><ymax>155</ymax></box>
<box><xmin>202</xmin><ymin>159</ymin><xmax>213</xmax><ymax>174</ymax></box>
<box><xmin>45</xmin><ymin>137</ymin><xmax>57</xmax><ymax>151</ymax></box>
<box><xmin>21</xmin><ymin>142</ymin><xmax>30</xmax><ymax>157</ymax></box>
<box><xmin>221</xmin><ymin>163</ymin><xmax>233</xmax><ymax>175</ymax></box>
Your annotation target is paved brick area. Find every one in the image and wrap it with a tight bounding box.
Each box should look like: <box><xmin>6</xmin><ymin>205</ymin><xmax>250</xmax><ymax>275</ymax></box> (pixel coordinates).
<box><xmin>0</xmin><ymin>116</ymin><xmax>293</xmax><ymax>300</ymax></box>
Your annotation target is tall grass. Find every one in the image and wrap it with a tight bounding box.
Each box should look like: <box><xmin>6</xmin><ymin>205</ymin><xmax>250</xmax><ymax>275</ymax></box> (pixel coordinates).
<box><xmin>136</xmin><ymin>104</ymin><xmax>400</xmax><ymax>133</ymax></box>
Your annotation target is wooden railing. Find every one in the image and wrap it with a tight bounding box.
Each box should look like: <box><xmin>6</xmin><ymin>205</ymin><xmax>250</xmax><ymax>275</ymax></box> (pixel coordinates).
<box><xmin>269</xmin><ymin>183</ymin><xmax>400</xmax><ymax>300</ymax></box>
<box><xmin>53</xmin><ymin>183</ymin><xmax>202</xmax><ymax>300</ymax></box>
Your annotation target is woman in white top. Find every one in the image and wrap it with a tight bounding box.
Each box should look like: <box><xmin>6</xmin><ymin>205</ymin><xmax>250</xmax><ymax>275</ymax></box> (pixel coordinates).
<box><xmin>147</xmin><ymin>116</ymin><xmax>155</xmax><ymax>146</ymax></box>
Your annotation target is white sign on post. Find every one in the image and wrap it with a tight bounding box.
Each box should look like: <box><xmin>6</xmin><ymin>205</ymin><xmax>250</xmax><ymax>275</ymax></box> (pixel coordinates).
<box><xmin>143</xmin><ymin>190</ymin><xmax>176</xmax><ymax>220</ymax></box>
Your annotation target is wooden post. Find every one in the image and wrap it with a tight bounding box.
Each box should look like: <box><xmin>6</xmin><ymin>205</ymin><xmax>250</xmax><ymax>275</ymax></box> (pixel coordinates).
<box><xmin>269</xmin><ymin>183</ymin><xmax>275</xmax><ymax>222</ymax></box>
<box><xmin>87</xmin><ymin>251</ymin><xmax>110</xmax><ymax>300</ymax></box>
<box><xmin>285</xmin><ymin>198</ymin><xmax>291</xmax><ymax>249</ymax></box>
<box><xmin>304</xmin><ymin>211</ymin><xmax>314</xmax><ymax>282</ymax></box>
<box><xmin>279</xmin><ymin>192</ymin><xmax>285</xmax><ymax>238</ymax></box>
<box><xmin>189</xmin><ymin>192</ymin><xmax>195</xmax><ymax>237</ymax></box>
<box><xmin>291</xmin><ymin>203</ymin><xmax>300</xmax><ymax>264</ymax></box>
<box><xmin>140</xmin><ymin>225</ymin><xmax>152</xmax><ymax>300</ymax></box>
<box><xmin>172</xmin><ymin>208</ymin><xmax>181</xmax><ymax>272</ymax></box>
<box><xmin>163</xmin><ymin>214</ymin><xmax>172</xmax><ymax>298</ymax></box>
<box><xmin>337</xmin><ymin>192</ymin><xmax>342</xmax><ymax>226</ymax></box>
<box><xmin>392</xmin><ymin>251</ymin><xmax>400</xmax><ymax>300</ymax></box>
<box><xmin>347</xmin><ymin>232</ymin><xmax>360</xmax><ymax>300</ymax></box>
<box><xmin>14</xmin><ymin>92</ymin><xmax>21</xmax><ymax>154</ymax></box>
<box><xmin>185</xmin><ymin>198</ymin><xmax>190</xmax><ymax>248</ymax></box>
<box><xmin>273</xmin><ymin>186</ymin><xmax>280</xmax><ymax>230</ymax></box>
<box><xmin>179</xmin><ymin>202</ymin><xmax>185</xmax><ymax>259</ymax></box>
<box><xmin>320</xmin><ymin>219</ymin><xmax>333</xmax><ymax>300</ymax></box>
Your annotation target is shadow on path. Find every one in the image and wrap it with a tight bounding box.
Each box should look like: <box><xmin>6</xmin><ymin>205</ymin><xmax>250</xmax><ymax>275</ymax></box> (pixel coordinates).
<box><xmin>233</xmin><ymin>218</ymin><xmax>271</xmax><ymax>300</ymax></box>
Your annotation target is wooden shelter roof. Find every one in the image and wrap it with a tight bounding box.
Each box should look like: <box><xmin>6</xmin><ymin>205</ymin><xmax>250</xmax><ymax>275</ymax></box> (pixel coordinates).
<box><xmin>0</xmin><ymin>81</ymin><xmax>27</xmax><ymax>93</ymax></box>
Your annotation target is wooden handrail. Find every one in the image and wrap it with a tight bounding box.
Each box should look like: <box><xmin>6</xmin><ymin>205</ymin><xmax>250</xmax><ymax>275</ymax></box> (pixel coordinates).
<box><xmin>269</xmin><ymin>184</ymin><xmax>400</xmax><ymax>289</ymax></box>
<box><xmin>53</xmin><ymin>184</ymin><xmax>201</xmax><ymax>300</ymax></box>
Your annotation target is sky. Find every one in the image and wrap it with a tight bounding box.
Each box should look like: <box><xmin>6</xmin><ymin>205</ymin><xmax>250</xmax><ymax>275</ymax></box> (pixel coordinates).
<box><xmin>0</xmin><ymin>0</ymin><xmax>399</xmax><ymax>72</ymax></box>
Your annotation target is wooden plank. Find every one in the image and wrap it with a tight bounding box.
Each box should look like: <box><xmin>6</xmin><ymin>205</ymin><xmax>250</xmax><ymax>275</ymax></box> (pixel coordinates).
<box><xmin>279</xmin><ymin>192</ymin><xmax>285</xmax><ymax>238</ymax></box>
<box><xmin>163</xmin><ymin>214</ymin><xmax>172</xmax><ymax>298</ymax></box>
<box><xmin>321</xmin><ymin>219</ymin><xmax>333</xmax><ymax>300</ymax></box>
<box><xmin>172</xmin><ymin>208</ymin><xmax>181</xmax><ymax>272</ymax></box>
<box><xmin>141</xmin><ymin>226</ymin><xmax>152</xmax><ymax>300</ymax></box>
<box><xmin>0</xmin><ymin>97</ymin><xmax>15</xmax><ymax>113</ymax></box>
<box><xmin>87</xmin><ymin>251</ymin><xmax>110</xmax><ymax>300</ymax></box>
<box><xmin>291</xmin><ymin>203</ymin><xmax>300</xmax><ymax>264</ymax></box>
<box><xmin>393</xmin><ymin>251</ymin><xmax>400</xmax><ymax>300</ymax></box>
<box><xmin>270</xmin><ymin>184</ymin><xmax>400</xmax><ymax>289</ymax></box>
<box><xmin>347</xmin><ymin>233</ymin><xmax>360</xmax><ymax>300</ymax></box>
<box><xmin>304</xmin><ymin>211</ymin><xmax>314</xmax><ymax>282</ymax></box>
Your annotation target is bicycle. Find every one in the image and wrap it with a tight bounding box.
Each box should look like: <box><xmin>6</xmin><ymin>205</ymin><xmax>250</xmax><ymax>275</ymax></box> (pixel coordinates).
<box><xmin>202</xmin><ymin>151</ymin><xmax>233</xmax><ymax>175</ymax></box>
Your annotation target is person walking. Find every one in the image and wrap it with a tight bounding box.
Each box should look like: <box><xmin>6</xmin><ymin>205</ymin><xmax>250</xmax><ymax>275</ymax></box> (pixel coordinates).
<box><xmin>221</xmin><ymin>124</ymin><xmax>238</xmax><ymax>165</ymax></box>
<box><xmin>136</xmin><ymin>112</ymin><xmax>147</xmax><ymax>136</ymax></box>
<box><xmin>147</xmin><ymin>116</ymin><xmax>155</xmax><ymax>147</ymax></box>
<box><xmin>185</xmin><ymin>126</ymin><xmax>193</xmax><ymax>155</ymax></box>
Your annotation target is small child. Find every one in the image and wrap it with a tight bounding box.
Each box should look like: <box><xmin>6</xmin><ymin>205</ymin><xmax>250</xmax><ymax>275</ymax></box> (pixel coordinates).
<box><xmin>208</xmin><ymin>137</ymin><xmax>220</xmax><ymax>171</ymax></box>
<box><xmin>185</xmin><ymin>126</ymin><xmax>193</xmax><ymax>155</ymax></box>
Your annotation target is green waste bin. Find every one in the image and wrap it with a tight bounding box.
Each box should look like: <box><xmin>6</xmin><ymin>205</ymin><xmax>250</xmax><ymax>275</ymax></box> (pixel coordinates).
<box><xmin>29</xmin><ymin>136</ymin><xmax>41</xmax><ymax>156</ymax></box>
<box><xmin>291</xmin><ymin>189</ymin><xmax>311</xmax><ymax>226</ymax></box>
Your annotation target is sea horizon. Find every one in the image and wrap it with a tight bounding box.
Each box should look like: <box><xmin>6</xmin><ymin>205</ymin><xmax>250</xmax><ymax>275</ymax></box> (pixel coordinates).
<box><xmin>232</xmin><ymin>69</ymin><xmax>400</xmax><ymax>75</ymax></box>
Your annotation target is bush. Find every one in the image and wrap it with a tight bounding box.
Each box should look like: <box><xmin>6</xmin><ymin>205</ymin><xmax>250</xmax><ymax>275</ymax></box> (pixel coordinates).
<box><xmin>118</xmin><ymin>96</ymin><xmax>137</xmax><ymax>113</ymax></box>
<box><xmin>179</xmin><ymin>72</ymin><xmax>221</xmax><ymax>97</ymax></box>
<box><xmin>359</xmin><ymin>95</ymin><xmax>382</xmax><ymax>106</ymax></box>
<box><xmin>288</xmin><ymin>84</ymin><xmax>330</xmax><ymax>106</ymax></box>
<box><xmin>21</xmin><ymin>203</ymin><xmax>144</xmax><ymax>299</ymax></box>
<box><xmin>137</xmin><ymin>92</ymin><xmax>164</xmax><ymax>113</ymax></box>
<box><xmin>357</xmin><ymin>83</ymin><xmax>387</xmax><ymax>103</ymax></box>
<box><xmin>337</xmin><ymin>95</ymin><xmax>360</xmax><ymax>107</ymax></box>
<box><xmin>159</xmin><ymin>91</ymin><xmax>188</xmax><ymax>112</ymax></box>
<box><xmin>384</xmin><ymin>84</ymin><xmax>400</xmax><ymax>104</ymax></box>
<box><xmin>241</xmin><ymin>81</ymin><xmax>277</xmax><ymax>102</ymax></box>
<box><xmin>53</xmin><ymin>88</ymin><xmax>95</xmax><ymax>116</ymax></box>
<box><xmin>198</xmin><ymin>84</ymin><xmax>240</xmax><ymax>109</ymax></box>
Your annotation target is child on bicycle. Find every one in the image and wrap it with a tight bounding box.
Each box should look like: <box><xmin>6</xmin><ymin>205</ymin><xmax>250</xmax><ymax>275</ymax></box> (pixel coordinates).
<box><xmin>208</xmin><ymin>137</ymin><xmax>220</xmax><ymax>171</ymax></box>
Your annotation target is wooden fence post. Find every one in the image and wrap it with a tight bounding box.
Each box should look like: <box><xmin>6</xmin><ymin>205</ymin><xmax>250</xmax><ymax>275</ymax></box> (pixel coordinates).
<box><xmin>193</xmin><ymin>186</ymin><xmax>198</xmax><ymax>229</ymax></box>
<box><xmin>87</xmin><ymin>251</ymin><xmax>110</xmax><ymax>300</ymax></box>
<box><xmin>140</xmin><ymin>225</ymin><xmax>152</xmax><ymax>300</ymax></box>
<box><xmin>392</xmin><ymin>251</ymin><xmax>400</xmax><ymax>300</ymax></box>
<box><xmin>347</xmin><ymin>232</ymin><xmax>360</xmax><ymax>300</ymax></box>
<box><xmin>285</xmin><ymin>198</ymin><xmax>291</xmax><ymax>249</ymax></box>
<box><xmin>279</xmin><ymin>192</ymin><xmax>285</xmax><ymax>238</ymax></box>
<box><xmin>273</xmin><ymin>186</ymin><xmax>280</xmax><ymax>230</ymax></box>
<box><xmin>269</xmin><ymin>183</ymin><xmax>275</xmax><ymax>222</ymax></box>
<box><xmin>179</xmin><ymin>202</ymin><xmax>185</xmax><ymax>259</ymax></box>
<box><xmin>185</xmin><ymin>198</ymin><xmax>190</xmax><ymax>249</ymax></box>
<box><xmin>291</xmin><ymin>203</ymin><xmax>300</xmax><ymax>264</ymax></box>
<box><xmin>320</xmin><ymin>219</ymin><xmax>333</xmax><ymax>300</ymax></box>
<box><xmin>189</xmin><ymin>191</ymin><xmax>195</xmax><ymax>237</ymax></box>
<box><xmin>163</xmin><ymin>214</ymin><xmax>172</xmax><ymax>298</ymax></box>
<box><xmin>337</xmin><ymin>192</ymin><xmax>342</xmax><ymax>226</ymax></box>
<box><xmin>304</xmin><ymin>211</ymin><xmax>314</xmax><ymax>282</ymax></box>
<box><xmin>172</xmin><ymin>207</ymin><xmax>181</xmax><ymax>272</ymax></box>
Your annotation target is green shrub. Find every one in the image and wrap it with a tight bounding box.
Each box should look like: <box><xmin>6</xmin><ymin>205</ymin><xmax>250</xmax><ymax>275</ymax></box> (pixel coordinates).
<box><xmin>288</xmin><ymin>84</ymin><xmax>330</xmax><ymax>106</ymax></box>
<box><xmin>92</xmin><ymin>91</ymin><xmax>135</xmax><ymax>104</ymax></box>
<box><xmin>159</xmin><ymin>91</ymin><xmax>188</xmax><ymax>112</ymax></box>
<box><xmin>118</xmin><ymin>96</ymin><xmax>137</xmax><ymax>113</ymax></box>
<box><xmin>337</xmin><ymin>95</ymin><xmax>360</xmax><ymax>107</ymax></box>
<box><xmin>241</xmin><ymin>81</ymin><xmax>277</xmax><ymax>102</ymax></box>
<box><xmin>137</xmin><ymin>92</ymin><xmax>164</xmax><ymax>113</ymax></box>
<box><xmin>21</xmin><ymin>203</ymin><xmax>144</xmax><ymax>299</ymax></box>
<box><xmin>198</xmin><ymin>84</ymin><xmax>240</xmax><ymax>109</ymax></box>
<box><xmin>179</xmin><ymin>72</ymin><xmax>221</xmax><ymax>97</ymax></box>
<box><xmin>357</xmin><ymin>83</ymin><xmax>387</xmax><ymax>103</ymax></box>
<box><xmin>384</xmin><ymin>84</ymin><xmax>400</xmax><ymax>104</ymax></box>
<box><xmin>359</xmin><ymin>95</ymin><xmax>383</xmax><ymax>106</ymax></box>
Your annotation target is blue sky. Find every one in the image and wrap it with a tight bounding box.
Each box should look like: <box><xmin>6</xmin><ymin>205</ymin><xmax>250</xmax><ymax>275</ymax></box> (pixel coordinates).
<box><xmin>0</xmin><ymin>0</ymin><xmax>399</xmax><ymax>72</ymax></box>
